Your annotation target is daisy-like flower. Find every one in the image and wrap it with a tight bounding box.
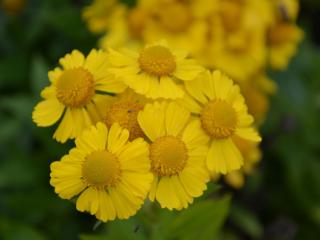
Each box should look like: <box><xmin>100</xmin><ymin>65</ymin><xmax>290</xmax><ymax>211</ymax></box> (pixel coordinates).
<box><xmin>138</xmin><ymin>101</ymin><xmax>209</xmax><ymax>210</ymax></box>
<box><xmin>32</xmin><ymin>49</ymin><xmax>126</xmax><ymax>143</ymax></box>
<box><xmin>108</xmin><ymin>41</ymin><xmax>204</xmax><ymax>99</ymax></box>
<box><xmin>182</xmin><ymin>70</ymin><xmax>261</xmax><ymax>174</ymax></box>
<box><xmin>50</xmin><ymin>122</ymin><xmax>153</xmax><ymax>222</ymax></box>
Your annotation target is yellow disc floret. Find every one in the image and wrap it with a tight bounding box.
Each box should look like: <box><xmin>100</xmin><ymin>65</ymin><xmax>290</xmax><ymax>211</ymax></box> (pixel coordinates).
<box><xmin>138</xmin><ymin>46</ymin><xmax>176</xmax><ymax>77</ymax></box>
<box><xmin>82</xmin><ymin>150</ymin><xmax>121</xmax><ymax>188</ymax></box>
<box><xmin>150</xmin><ymin>136</ymin><xmax>188</xmax><ymax>176</ymax></box>
<box><xmin>104</xmin><ymin>100</ymin><xmax>144</xmax><ymax>140</ymax></box>
<box><xmin>56</xmin><ymin>67</ymin><xmax>95</xmax><ymax>108</ymax></box>
<box><xmin>201</xmin><ymin>100</ymin><xmax>238</xmax><ymax>139</ymax></box>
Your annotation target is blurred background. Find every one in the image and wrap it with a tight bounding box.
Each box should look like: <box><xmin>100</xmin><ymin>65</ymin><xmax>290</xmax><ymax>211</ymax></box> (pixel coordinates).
<box><xmin>0</xmin><ymin>0</ymin><xmax>319</xmax><ymax>239</ymax></box>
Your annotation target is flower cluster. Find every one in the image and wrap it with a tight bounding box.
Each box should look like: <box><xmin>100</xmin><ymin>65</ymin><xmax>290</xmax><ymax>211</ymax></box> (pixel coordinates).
<box><xmin>32</xmin><ymin>40</ymin><xmax>261</xmax><ymax>221</ymax></box>
<box><xmin>82</xmin><ymin>0</ymin><xmax>302</xmax><ymax>188</ymax></box>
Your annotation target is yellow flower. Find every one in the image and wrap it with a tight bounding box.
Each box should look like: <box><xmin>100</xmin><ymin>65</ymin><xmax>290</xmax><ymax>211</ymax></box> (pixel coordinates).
<box><xmin>182</xmin><ymin>70</ymin><xmax>261</xmax><ymax>174</ymax></box>
<box><xmin>108</xmin><ymin>41</ymin><xmax>203</xmax><ymax>99</ymax></box>
<box><xmin>50</xmin><ymin>122</ymin><xmax>153</xmax><ymax>222</ymax></box>
<box><xmin>198</xmin><ymin>0</ymin><xmax>268</xmax><ymax>82</ymax></box>
<box><xmin>1</xmin><ymin>0</ymin><xmax>26</xmax><ymax>15</ymax></box>
<box><xmin>82</xmin><ymin>0</ymin><xmax>120</xmax><ymax>34</ymax></box>
<box><xmin>268</xmin><ymin>22</ymin><xmax>303</xmax><ymax>70</ymax></box>
<box><xmin>140</xmin><ymin>0</ymin><xmax>212</xmax><ymax>56</ymax></box>
<box><xmin>32</xmin><ymin>49</ymin><xmax>126</xmax><ymax>143</ymax></box>
<box><xmin>138</xmin><ymin>101</ymin><xmax>209</xmax><ymax>210</ymax></box>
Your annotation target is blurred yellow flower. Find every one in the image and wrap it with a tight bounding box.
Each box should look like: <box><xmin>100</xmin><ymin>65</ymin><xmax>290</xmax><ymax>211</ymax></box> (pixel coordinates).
<box><xmin>50</xmin><ymin>122</ymin><xmax>153</xmax><ymax>222</ymax></box>
<box><xmin>32</xmin><ymin>49</ymin><xmax>126</xmax><ymax>143</ymax></box>
<box><xmin>82</xmin><ymin>0</ymin><xmax>120</xmax><ymax>34</ymax></box>
<box><xmin>267</xmin><ymin>0</ymin><xmax>304</xmax><ymax>70</ymax></box>
<box><xmin>108</xmin><ymin>41</ymin><xmax>203</xmax><ymax>99</ymax></box>
<box><xmin>1</xmin><ymin>0</ymin><xmax>26</xmax><ymax>15</ymax></box>
<box><xmin>100</xmin><ymin>89</ymin><xmax>147</xmax><ymax>141</ymax></box>
<box><xmin>138</xmin><ymin>101</ymin><xmax>209</xmax><ymax>210</ymax></box>
<box><xmin>182</xmin><ymin>70</ymin><xmax>261</xmax><ymax>174</ymax></box>
<box><xmin>224</xmin><ymin>135</ymin><xmax>261</xmax><ymax>188</ymax></box>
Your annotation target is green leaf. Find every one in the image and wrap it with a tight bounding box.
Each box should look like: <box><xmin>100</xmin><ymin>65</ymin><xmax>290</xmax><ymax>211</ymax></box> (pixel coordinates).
<box><xmin>230</xmin><ymin>205</ymin><xmax>263</xmax><ymax>239</ymax></box>
<box><xmin>30</xmin><ymin>55</ymin><xmax>49</xmax><ymax>97</ymax></box>
<box><xmin>154</xmin><ymin>196</ymin><xmax>231</xmax><ymax>240</ymax></box>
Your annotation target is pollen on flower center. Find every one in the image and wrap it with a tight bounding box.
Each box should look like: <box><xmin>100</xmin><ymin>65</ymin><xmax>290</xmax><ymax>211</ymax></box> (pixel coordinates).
<box><xmin>104</xmin><ymin>100</ymin><xmax>144</xmax><ymax>140</ymax></box>
<box><xmin>150</xmin><ymin>136</ymin><xmax>188</xmax><ymax>176</ymax></box>
<box><xmin>56</xmin><ymin>67</ymin><xmax>95</xmax><ymax>108</ymax></box>
<box><xmin>158</xmin><ymin>2</ymin><xmax>192</xmax><ymax>32</ymax></box>
<box><xmin>138</xmin><ymin>46</ymin><xmax>176</xmax><ymax>77</ymax></box>
<box><xmin>82</xmin><ymin>150</ymin><xmax>121</xmax><ymax>188</ymax></box>
<box><xmin>200</xmin><ymin>100</ymin><xmax>238</xmax><ymax>139</ymax></box>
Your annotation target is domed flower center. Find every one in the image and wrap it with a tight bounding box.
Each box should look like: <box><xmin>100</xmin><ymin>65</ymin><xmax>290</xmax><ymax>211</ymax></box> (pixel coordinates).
<box><xmin>157</xmin><ymin>2</ymin><xmax>192</xmax><ymax>32</ymax></box>
<box><xmin>138</xmin><ymin>46</ymin><xmax>176</xmax><ymax>77</ymax></box>
<box><xmin>150</xmin><ymin>136</ymin><xmax>188</xmax><ymax>176</ymax></box>
<box><xmin>56</xmin><ymin>67</ymin><xmax>95</xmax><ymax>108</ymax></box>
<box><xmin>268</xmin><ymin>23</ymin><xmax>297</xmax><ymax>45</ymax></box>
<box><xmin>104</xmin><ymin>100</ymin><xmax>144</xmax><ymax>140</ymax></box>
<box><xmin>82</xmin><ymin>150</ymin><xmax>121</xmax><ymax>188</ymax></box>
<box><xmin>201</xmin><ymin>100</ymin><xmax>237</xmax><ymax>139</ymax></box>
<box><xmin>220</xmin><ymin>1</ymin><xmax>242</xmax><ymax>31</ymax></box>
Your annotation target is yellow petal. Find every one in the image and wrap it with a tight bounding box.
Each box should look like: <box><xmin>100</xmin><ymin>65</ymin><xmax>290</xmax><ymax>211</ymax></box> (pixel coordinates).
<box><xmin>32</xmin><ymin>99</ymin><xmax>64</xmax><ymax>127</ymax></box>
<box><xmin>108</xmin><ymin>48</ymin><xmax>136</xmax><ymax>67</ymax></box>
<box><xmin>155</xmin><ymin>177</ymin><xmax>180</xmax><ymax>210</ymax></box>
<box><xmin>118</xmin><ymin>138</ymin><xmax>150</xmax><ymax>172</ymax></box>
<box><xmin>158</xmin><ymin>77</ymin><xmax>184</xmax><ymax>99</ymax></box>
<box><xmin>59</xmin><ymin>50</ymin><xmax>85</xmax><ymax>69</ymax></box>
<box><xmin>182</xmin><ymin>120</ymin><xmax>209</xmax><ymax>149</ymax></box>
<box><xmin>174</xmin><ymin>59</ymin><xmax>204</xmax><ymax>81</ymax></box>
<box><xmin>138</xmin><ymin>102</ymin><xmax>166</xmax><ymax>141</ymax></box>
<box><xmin>48</xmin><ymin>67</ymin><xmax>62</xmax><ymax>84</ymax></box>
<box><xmin>71</xmin><ymin>108</ymin><xmax>93</xmax><ymax>139</ymax></box>
<box><xmin>207</xmin><ymin>139</ymin><xmax>244</xmax><ymax>174</ymax></box>
<box><xmin>75</xmin><ymin>123</ymin><xmax>107</xmax><ymax>154</ymax></box>
<box><xmin>165</xmin><ymin>102</ymin><xmax>190</xmax><ymax>136</ymax></box>
<box><xmin>179</xmin><ymin>167</ymin><xmax>208</xmax><ymax>197</ymax></box>
<box><xmin>95</xmin><ymin>190</ymin><xmax>116</xmax><ymax>222</ymax></box>
<box><xmin>40</xmin><ymin>86</ymin><xmax>56</xmax><ymax>99</ymax></box>
<box><xmin>109</xmin><ymin>183</ymin><xmax>142</xmax><ymax>219</ymax></box>
<box><xmin>76</xmin><ymin>187</ymin><xmax>99</xmax><ymax>215</ymax></box>
<box><xmin>107</xmin><ymin>123</ymin><xmax>129</xmax><ymax>154</ymax></box>
<box><xmin>236</xmin><ymin>127</ymin><xmax>261</xmax><ymax>142</ymax></box>
<box><xmin>53</xmin><ymin>108</ymin><xmax>74</xmax><ymax>143</ymax></box>
<box><xmin>149</xmin><ymin>174</ymin><xmax>158</xmax><ymax>202</ymax></box>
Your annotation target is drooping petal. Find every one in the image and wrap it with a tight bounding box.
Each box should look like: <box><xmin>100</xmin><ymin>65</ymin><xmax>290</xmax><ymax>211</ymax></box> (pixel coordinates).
<box><xmin>235</xmin><ymin>127</ymin><xmax>261</xmax><ymax>142</ymax></box>
<box><xmin>107</xmin><ymin>123</ymin><xmax>129</xmax><ymax>154</ymax></box>
<box><xmin>53</xmin><ymin>108</ymin><xmax>74</xmax><ymax>143</ymax></box>
<box><xmin>165</xmin><ymin>102</ymin><xmax>190</xmax><ymax>136</ymax></box>
<box><xmin>207</xmin><ymin>139</ymin><xmax>244</xmax><ymax>174</ymax></box>
<box><xmin>32</xmin><ymin>99</ymin><xmax>65</xmax><ymax>127</ymax></box>
<box><xmin>138</xmin><ymin>102</ymin><xmax>166</xmax><ymax>141</ymax></box>
<box><xmin>60</xmin><ymin>50</ymin><xmax>85</xmax><ymax>69</ymax></box>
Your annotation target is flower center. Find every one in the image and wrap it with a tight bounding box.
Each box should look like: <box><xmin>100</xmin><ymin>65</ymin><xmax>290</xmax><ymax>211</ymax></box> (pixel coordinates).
<box><xmin>220</xmin><ymin>1</ymin><xmax>243</xmax><ymax>32</ymax></box>
<box><xmin>150</xmin><ymin>136</ymin><xmax>188</xmax><ymax>176</ymax></box>
<box><xmin>56</xmin><ymin>67</ymin><xmax>95</xmax><ymax>108</ymax></box>
<box><xmin>157</xmin><ymin>2</ymin><xmax>192</xmax><ymax>32</ymax></box>
<box><xmin>200</xmin><ymin>100</ymin><xmax>237</xmax><ymax>139</ymax></box>
<box><xmin>138</xmin><ymin>46</ymin><xmax>176</xmax><ymax>77</ymax></box>
<box><xmin>82</xmin><ymin>150</ymin><xmax>121</xmax><ymax>188</ymax></box>
<box><xmin>268</xmin><ymin>23</ymin><xmax>297</xmax><ymax>45</ymax></box>
<box><xmin>104</xmin><ymin>100</ymin><xmax>144</xmax><ymax>140</ymax></box>
<box><xmin>127</xmin><ymin>7</ymin><xmax>149</xmax><ymax>38</ymax></box>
